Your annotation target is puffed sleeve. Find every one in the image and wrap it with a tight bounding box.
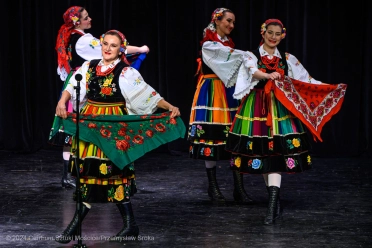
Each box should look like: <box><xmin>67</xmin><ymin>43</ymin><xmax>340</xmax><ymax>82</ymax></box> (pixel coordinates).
<box><xmin>75</xmin><ymin>33</ymin><xmax>102</xmax><ymax>61</ymax></box>
<box><xmin>202</xmin><ymin>41</ymin><xmax>243</xmax><ymax>88</ymax></box>
<box><xmin>286</xmin><ymin>53</ymin><xmax>323</xmax><ymax>85</ymax></box>
<box><xmin>233</xmin><ymin>51</ymin><xmax>261</xmax><ymax>99</ymax></box>
<box><xmin>65</xmin><ymin>61</ymin><xmax>89</xmax><ymax>111</ymax></box>
<box><xmin>118</xmin><ymin>67</ymin><xmax>163</xmax><ymax>115</ymax></box>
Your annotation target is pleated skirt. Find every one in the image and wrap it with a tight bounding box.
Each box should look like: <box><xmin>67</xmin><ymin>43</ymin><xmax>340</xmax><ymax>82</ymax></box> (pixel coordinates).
<box><xmin>225</xmin><ymin>88</ymin><xmax>312</xmax><ymax>174</ymax></box>
<box><xmin>188</xmin><ymin>74</ymin><xmax>239</xmax><ymax>161</ymax></box>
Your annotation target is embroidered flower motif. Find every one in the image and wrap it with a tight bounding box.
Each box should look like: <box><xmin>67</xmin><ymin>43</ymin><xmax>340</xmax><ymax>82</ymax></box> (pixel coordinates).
<box><xmin>246</xmin><ymin>141</ymin><xmax>253</xmax><ymax>150</ymax></box>
<box><xmin>146</xmin><ymin>91</ymin><xmax>158</xmax><ymax>103</ymax></box>
<box><xmin>133</xmin><ymin>135</ymin><xmax>144</xmax><ymax>144</ymax></box>
<box><xmin>196</xmin><ymin>125</ymin><xmax>205</xmax><ymax>137</ymax></box>
<box><xmin>268</xmin><ymin>141</ymin><xmax>274</xmax><ymax>150</ymax></box>
<box><xmin>70</xmin><ymin>14</ymin><xmax>79</xmax><ymax>25</ymax></box>
<box><xmin>204</xmin><ymin>147</ymin><xmax>212</xmax><ymax>156</ymax></box>
<box><xmin>234</xmin><ymin>157</ymin><xmax>241</xmax><ymax>168</ymax></box>
<box><xmin>286</xmin><ymin>157</ymin><xmax>296</xmax><ymax>169</ymax></box>
<box><xmin>116</xmin><ymin>139</ymin><xmax>130</xmax><ymax>151</ymax></box>
<box><xmin>114</xmin><ymin>185</ymin><xmax>125</xmax><ymax>201</ymax></box>
<box><xmin>99</xmin><ymin>163</ymin><xmax>108</xmax><ymax>175</ymax></box>
<box><xmin>251</xmin><ymin>159</ymin><xmax>261</xmax><ymax>169</ymax></box>
<box><xmin>223</xmin><ymin>126</ymin><xmax>230</xmax><ymax>137</ymax></box>
<box><xmin>307</xmin><ymin>155</ymin><xmax>312</xmax><ymax>164</ymax></box>
<box><xmin>292</xmin><ymin>138</ymin><xmax>300</xmax><ymax>148</ymax></box>
<box><xmin>89</xmin><ymin>38</ymin><xmax>100</xmax><ymax>49</ymax></box>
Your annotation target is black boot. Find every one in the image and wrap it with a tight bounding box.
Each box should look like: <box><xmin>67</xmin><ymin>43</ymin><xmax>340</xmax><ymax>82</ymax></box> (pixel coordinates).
<box><xmin>264</xmin><ymin>186</ymin><xmax>280</xmax><ymax>225</ymax></box>
<box><xmin>233</xmin><ymin>170</ymin><xmax>254</xmax><ymax>203</ymax></box>
<box><xmin>55</xmin><ymin>204</ymin><xmax>90</xmax><ymax>244</ymax></box>
<box><xmin>110</xmin><ymin>202</ymin><xmax>139</xmax><ymax>242</ymax></box>
<box><xmin>266</xmin><ymin>186</ymin><xmax>282</xmax><ymax>220</ymax></box>
<box><xmin>206</xmin><ymin>167</ymin><xmax>226</xmax><ymax>202</ymax></box>
<box><xmin>61</xmin><ymin>160</ymin><xmax>76</xmax><ymax>188</ymax></box>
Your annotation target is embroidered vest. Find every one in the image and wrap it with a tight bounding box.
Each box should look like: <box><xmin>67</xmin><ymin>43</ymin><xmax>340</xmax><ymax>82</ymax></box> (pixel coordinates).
<box><xmin>252</xmin><ymin>49</ymin><xmax>288</xmax><ymax>89</ymax></box>
<box><xmin>68</xmin><ymin>33</ymin><xmax>87</xmax><ymax>70</ymax></box>
<box><xmin>86</xmin><ymin>59</ymin><xmax>127</xmax><ymax>103</ymax></box>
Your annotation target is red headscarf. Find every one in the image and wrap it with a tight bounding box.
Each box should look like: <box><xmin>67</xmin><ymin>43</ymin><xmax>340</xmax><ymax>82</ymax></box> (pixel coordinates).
<box><xmin>100</xmin><ymin>30</ymin><xmax>130</xmax><ymax>65</ymax></box>
<box><xmin>55</xmin><ymin>6</ymin><xmax>83</xmax><ymax>75</ymax></box>
<box><xmin>259</xmin><ymin>18</ymin><xmax>287</xmax><ymax>46</ymax></box>
<box><xmin>200</xmin><ymin>7</ymin><xmax>235</xmax><ymax>48</ymax></box>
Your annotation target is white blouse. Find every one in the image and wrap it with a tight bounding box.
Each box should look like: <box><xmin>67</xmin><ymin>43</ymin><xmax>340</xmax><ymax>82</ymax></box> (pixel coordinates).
<box><xmin>57</xmin><ymin>31</ymin><xmax>102</xmax><ymax>81</ymax></box>
<box><xmin>65</xmin><ymin>59</ymin><xmax>163</xmax><ymax>115</ymax></box>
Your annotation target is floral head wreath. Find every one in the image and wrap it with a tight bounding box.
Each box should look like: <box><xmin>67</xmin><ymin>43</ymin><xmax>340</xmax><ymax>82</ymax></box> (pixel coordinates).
<box><xmin>202</xmin><ymin>7</ymin><xmax>229</xmax><ymax>38</ymax></box>
<box><xmin>55</xmin><ymin>6</ymin><xmax>84</xmax><ymax>79</ymax></box>
<box><xmin>260</xmin><ymin>19</ymin><xmax>286</xmax><ymax>39</ymax></box>
<box><xmin>100</xmin><ymin>30</ymin><xmax>130</xmax><ymax>65</ymax></box>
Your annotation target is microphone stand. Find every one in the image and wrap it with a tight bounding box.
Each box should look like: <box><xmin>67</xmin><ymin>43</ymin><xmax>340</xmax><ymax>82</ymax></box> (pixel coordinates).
<box><xmin>72</xmin><ymin>73</ymin><xmax>87</xmax><ymax>248</ymax></box>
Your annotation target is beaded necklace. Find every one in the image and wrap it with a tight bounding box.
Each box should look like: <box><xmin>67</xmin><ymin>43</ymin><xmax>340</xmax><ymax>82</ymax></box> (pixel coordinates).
<box><xmin>96</xmin><ymin>60</ymin><xmax>118</xmax><ymax>76</ymax></box>
<box><xmin>261</xmin><ymin>56</ymin><xmax>280</xmax><ymax>70</ymax></box>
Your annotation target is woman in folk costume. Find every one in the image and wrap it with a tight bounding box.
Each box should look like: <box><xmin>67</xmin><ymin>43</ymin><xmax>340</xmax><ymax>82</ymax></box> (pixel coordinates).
<box><xmin>225</xmin><ymin>19</ymin><xmax>347</xmax><ymax>225</ymax></box>
<box><xmin>54</xmin><ymin>30</ymin><xmax>184</xmax><ymax>243</ymax></box>
<box><xmin>50</xmin><ymin>6</ymin><xmax>150</xmax><ymax>189</ymax></box>
<box><xmin>188</xmin><ymin>8</ymin><xmax>280</xmax><ymax>203</ymax></box>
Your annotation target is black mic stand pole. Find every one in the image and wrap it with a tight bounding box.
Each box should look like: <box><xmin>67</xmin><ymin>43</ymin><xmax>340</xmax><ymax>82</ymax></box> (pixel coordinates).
<box><xmin>73</xmin><ymin>73</ymin><xmax>87</xmax><ymax>248</ymax></box>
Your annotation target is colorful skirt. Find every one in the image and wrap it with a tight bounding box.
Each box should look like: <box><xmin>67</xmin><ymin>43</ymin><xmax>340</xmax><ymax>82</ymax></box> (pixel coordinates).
<box><xmin>225</xmin><ymin>88</ymin><xmax>312</xmax><ymax>174</ymax></box>
<box><xmin>69</xmin><ymin>101</ymin><xmax>136</xmax><ymax>203</ymax></box>
<box><xmin>48</xmin><ymin>72</ymin><xmax>74</xmax><ymax>146</ymax></box>
<box><xmin>188</xmin><ymin>74</ymin><xmax>240</xmax><ymax>161</ymax></box>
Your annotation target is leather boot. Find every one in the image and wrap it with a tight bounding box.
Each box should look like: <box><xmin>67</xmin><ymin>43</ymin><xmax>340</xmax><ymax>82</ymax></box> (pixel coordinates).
<box><xmin>110</xmin><ymin>201</ymin><xmax>139</xmax><ymax>242</ymax></box>
<box><xmin>61</xmin><ymin>160</ymin><xmax>76</xmax><ymax>188</ymax></box>
<box><xmin>264</xmin><ymin>186</ymin><xmax>280</xmax><ymax>225</ymax></box>
<box><xmin>206</xmin><ymin>167</ymin><xmax>226</xmax><ymax>202</ymax></box>
<box><xmin>55</xmin><ymin>204</ymin><xmax>90</xmax><ymax>243</ymax></box>
<box><xmin>233</xmin><ymin>170</ymin><xmax>254</xmax><ymax>203</ymax></box>
<box><xmin>266</xmin><ymin>186</ymin><xmax>282</xmax><ymax>220</ymax></box>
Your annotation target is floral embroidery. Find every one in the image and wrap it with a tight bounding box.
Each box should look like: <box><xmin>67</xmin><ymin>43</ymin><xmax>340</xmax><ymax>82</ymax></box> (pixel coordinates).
<box><xmin>223</xmin><ymin>126</ymin><xmax>230</xmax><ymax>137</ymax></box>
<box><xmin>99</xmin><ymin>163</ymin><xmax>108</xmax><ymax>175</ymax></box>
<box><xmin>234</xmin><ymin>157</ymin><xmax>241</xmax><ymax>168</ymax></box>
<box><xmin>286</xmin><ymin>157</ymin><xmax>297</xmax><ymax>169</ymax></box>
<box><xmin>307</xmin><ymin>155</ymin><xmax>312</xmax><ymax>164</ymax></box>
<box><xmin>146</xmin><ymin>91</ymin><xmax>158</xmax><ymax>103</ymax></box>
<box><xmin>225</xmin><ymin>49</ymin><xmax>234</xmax><ymax>62</ymax></box>
<box><xmin>133</xmin><ymin>77</ymin><xmax>142</xmax><ymax>85</ymax></box>
<box><xmin>287</xmin><ymin>138</ymin><xmax>301</xmax><ymax>149</ymax></box>
<box><xmin>268</xmin><ymin>141</ymin><xmax>274</xmax><ymax>150</ymax></box>
<box><xmin>203</xmin><ymin>147</ymin><xmax>212</xmax><ymax>156</ymax></box>
<box><xmin>251</xmin><ymin>159</ymin><xmax>262</xmax><ymax>169</ymax></box>
<box><xmin>80</xmin><ymin>184</ymin><xmax>88</xmax><ymax>200</ymax></box>
<box><xmin>190</xmin><ymin>125</ymin><xmax>205</xmax><ymax>137</ymax></box>
<box><xmin>246</xmin><ymin>141</ymin><xmax>253</xmax><ymax>150</ymax></box>
<box><xmin>89</xmin><ymin>38</ymin><xmax>100</xmax><ymax>49</ymax></box>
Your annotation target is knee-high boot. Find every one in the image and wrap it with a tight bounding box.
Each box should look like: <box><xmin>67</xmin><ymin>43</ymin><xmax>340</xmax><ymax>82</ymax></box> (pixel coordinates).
<box><xmin>266</xmin><ymin>186</ymin><xmax>282</xmax><ymax>220</ymax></box>
<box><xmin>264</xmin><ymin>186</ymin><xmax>280</xmax><ymax>225</ymax></box>
<box><xmin>110</xmin><ymin>201</ymin><xmax>139</xmax><ymax>242</ymax></box>
<box><xmin>61</xmin><ymin>160</ymin><xmax>76</xmax><ymax>188</ymax></box>
<box><xmin>233</xmin><ymin>170</ymin><xmax>254</xmax><ymax>203</ymax></box>
<box><xmin>55</xmin><ymin>204</ymin><xmax>90</xmax><ymax>244</ymax></box>
<box><xmin>206</xmin><ymin>167</ymin><xmax>226</xmax><ymax>202</ymax></box>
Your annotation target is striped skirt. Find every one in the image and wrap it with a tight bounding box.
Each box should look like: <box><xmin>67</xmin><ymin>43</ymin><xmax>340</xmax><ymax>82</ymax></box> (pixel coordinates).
<box><xmin>69</xmin><ymin>101</ymin><xmax>136</xmax><ymax>203</ymax></box>
<box><xmin>188</xmin><ymin>74</ymin><xmax>239</xmax><ymax>161</ymax></box>
<box><xmin>225</xmin><ymin>88</ymin><xmax>312</xmax><ymax>174</ymax></box>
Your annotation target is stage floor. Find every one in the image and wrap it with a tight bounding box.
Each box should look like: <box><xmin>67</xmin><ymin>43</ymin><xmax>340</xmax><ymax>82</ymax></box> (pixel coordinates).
<box><xmin>0</xmin><ymin>149</ymin><xmax>371</xmax><ymax>248</ymax></box>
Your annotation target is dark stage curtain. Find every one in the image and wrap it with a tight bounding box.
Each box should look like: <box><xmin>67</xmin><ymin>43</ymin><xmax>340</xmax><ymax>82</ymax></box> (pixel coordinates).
<box><xmin>0</xmin><ymin>0</ymin><xmax>370</xmax><ymax>157</ymax></box>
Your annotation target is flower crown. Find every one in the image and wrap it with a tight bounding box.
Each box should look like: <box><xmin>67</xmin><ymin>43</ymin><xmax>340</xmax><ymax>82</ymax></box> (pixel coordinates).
<box><xmin>70</xmin><ymin>14</ymin><xmax>80</xmax><ymax>26</ymax></box>
<box><xmin>260</xmin><ymin>22</ymin><xmax>286</xmax><ymax>39</ymax></box>
<box><xmin>214</xmin><ymin>12</ymin><xmax>223</xmax><ymax>21</ymax></box>
<box><xmin>100</xmin><ymin>34</ymin><xmax>128</xmax><ymax>53</ymax></box>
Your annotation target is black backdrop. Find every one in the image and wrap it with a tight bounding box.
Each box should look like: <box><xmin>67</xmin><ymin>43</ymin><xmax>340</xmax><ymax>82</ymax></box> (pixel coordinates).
<box><xmin>0</xmin><ymin>0</ymin><xmax>371</xmax><ymax>157</ymax></box>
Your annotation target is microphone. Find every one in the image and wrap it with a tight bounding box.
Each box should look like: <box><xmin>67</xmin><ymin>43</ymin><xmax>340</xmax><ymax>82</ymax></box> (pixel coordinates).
<box><xmin>75</xmin><ymin>73</ymin><xmax>83</xmax><ymax>81</ymax></box>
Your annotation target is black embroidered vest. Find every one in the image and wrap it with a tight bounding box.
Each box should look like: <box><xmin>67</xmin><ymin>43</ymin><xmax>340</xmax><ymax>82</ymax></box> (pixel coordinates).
<box><xmin>251</xmin><ymin>49</ymin><xmax>288</xmax><ymax>89</ymax></box>
<box><xmin>86</xmin><ymin>59</ymin><xmax>127</xmax><ymax>103</ymax></box>
<box><xmin>68</xmin><ymin>33</ymin><xmax>86</xmax><ymax>70</ymax></box>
